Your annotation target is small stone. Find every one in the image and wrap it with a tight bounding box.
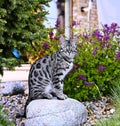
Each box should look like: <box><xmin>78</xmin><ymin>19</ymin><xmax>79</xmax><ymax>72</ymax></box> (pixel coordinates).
<box><xmin>2</xmin><ymin>82</ymin><xmax>24</xmax><ymax>96</ymax></box>
<box><xmin>90</xmin><ymin>120</ymin><xmax>97</xmax><ymax>125</ymax></box>
<box><xmin>110</xmin><ymin>108</ymin><xmax>115</xmax><ymax>114</ymax></box>
<box><xmin>96</xmin><ymin>115</ymin><xmax>101</xmax><ymax>119</ymax></box>
<box><xmin>85</xmin><ymin>123</ymin><xmax>92</xmax><ymax>126</ymax></box>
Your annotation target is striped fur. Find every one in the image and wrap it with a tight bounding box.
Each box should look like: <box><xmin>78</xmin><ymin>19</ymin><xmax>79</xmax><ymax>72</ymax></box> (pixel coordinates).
<box><xmin>24</xmin><ymin>36</ymin><xmax>78</xmax><ymax>117</ymax></box>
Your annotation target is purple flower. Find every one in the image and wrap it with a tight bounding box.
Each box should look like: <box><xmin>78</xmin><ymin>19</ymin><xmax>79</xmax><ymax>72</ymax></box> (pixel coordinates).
<box><xmin>55</xmin><ymin>18</ymin><xmax>60</xmax><ymax>28</ymax></box>
<box><xmin>103</xmin><ymin>24</ymin><xmax>110</xmax><ymax>33</ymax></box>
<box><xmin>98</xmin><ymin>37</ymin><xmax>103</xmax><ymax>42</ymax></box>
<box><xmin>98</xmin><ymin>65</ymin><xmax>106</xmax><ymax>71</ymax></box>
<box><xmin>72</xmin><ymin>20</ymin><xmax>81</xmax><ymax>27</ymax></box>
<box><xmin>101</xmin><ymin>42</ymin><xmax>105</xmax><ymax>49</ymax></box>
<box><xmin>104</xmin><ymin>34</ymin><xmax>110</xmax><ymax>41</ymax></box>
<box><xmin>42</xmin><ymin>42</ymin><xmax>49</xmax><ymax>49</ymax></box>
<box><xmin>84</xmin><ymin>32</ymin><xmax>89</xmax><ymax>39</ymax></box>
<box><xmin>84</xmin><ymin>81</ymin><xmax>91</xmax><ymax>86</ymax></box>
<box><xmin>116</xmin><ymin>51</ymin><xmax>120</xmax><ymax>60</ymax></box>
<box><xmin>118</xmin><ymin>31</ymin><xmax>120</xmax><ymax>36</ymax></box>
<box><xmin>111</xmin><ymin>22</ymin><xmax>117</xmax><ymax>28</ymax></box>
<box><xmin>78</xmin><ymin>74</ymin><xmax>86</xmax><ymax>81</ymax></box>
<box><xmin>72</xmin><ymin>20</ymin><xmax>77</xmax><ymax>26</ymax></box>
<box><xmin>93</xmin><ymin>29</ymin><xmax>101</xmax><ymax>37</ymax></box>
<box><xmin>49</xmin><ymin>31</ymin><xmax>54</xmax><ymax>39</ymax></box>
<box><xmin>92</xmin><ymin>47</ymin><xmax>98</xmax><ymax>55</ymax></box>
<box><xmin>118</xmin><ymin>40</ymin><xmax>120</xmax><ymax>45</ymax></box>
<box><xmin>104</xmin><ymin>24</ymin><xmax>108</xmax><ymax>28</ymax></box>
<box><xmin>103</xmin><ymin>23</ymin><xmax>119</xmax><ymax>36</ymax></box>
<box><xmin>93</xmin><ymin>29</ymin><xmax>103</xmax><ymax>41</ymax></box>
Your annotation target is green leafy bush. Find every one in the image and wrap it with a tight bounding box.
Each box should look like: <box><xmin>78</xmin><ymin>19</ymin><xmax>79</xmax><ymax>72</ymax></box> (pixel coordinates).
<box><xmin>26</xmin><ymin>21</ymin><xmax>120</xmax><ymax>101</ymax></box>
<box><xmin>64</xmin><ymin>23</ymin><xmax>120</xmax><ymax>101</ymax></box>
<box><xmin>0</xmin><ymin>105</ymin><xmax>15</xmax><ymax>126</ymax></box>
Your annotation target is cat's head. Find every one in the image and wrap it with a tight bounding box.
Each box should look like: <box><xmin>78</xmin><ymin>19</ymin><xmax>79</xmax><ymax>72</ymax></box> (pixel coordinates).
<box><xmin>59</xmin><ymin>35</ymin><xmax>78</xmax><ymax>59</ymax></box>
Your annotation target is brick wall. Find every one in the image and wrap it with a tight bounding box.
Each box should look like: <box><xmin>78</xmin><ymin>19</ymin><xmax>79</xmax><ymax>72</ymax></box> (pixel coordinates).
<box><xmin>73</xmin><ymin>0</ymin><xmax>98</xmax><ymax>32</ymax></box>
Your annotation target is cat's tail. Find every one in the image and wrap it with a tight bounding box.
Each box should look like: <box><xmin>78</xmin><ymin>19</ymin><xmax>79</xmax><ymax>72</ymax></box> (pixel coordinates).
<box><xmin>16</xmin><ymin>98</ymin><xmax>30</xmax><ymax>118</ymax></box>
<box><xmin>16</xmin><ymin>111</ymin><xmax>26</xmax><ymax>118</ymax></box>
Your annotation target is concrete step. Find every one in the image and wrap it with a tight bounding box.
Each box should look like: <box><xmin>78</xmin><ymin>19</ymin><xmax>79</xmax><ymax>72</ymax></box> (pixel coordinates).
<box><xmin>0</xmin><ymin>64</ymin><xmax>31</xmax><ymax>82</ymax></box>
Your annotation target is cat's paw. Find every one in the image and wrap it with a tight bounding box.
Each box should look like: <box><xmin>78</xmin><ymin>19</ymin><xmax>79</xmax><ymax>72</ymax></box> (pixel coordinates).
<box><xmin>46</xmin><ymin>94</ymin><xmax>53</xmax><ymax>99</ymax></box>
<box><xmin>57</xmin><ymin>94</ymin><xmax>68</xmax><ymax>100</ymax></box>
<box><xmin>42</xmin><ymin>93</ymin><xmax>53</xmax><ymax>99</ymax></box>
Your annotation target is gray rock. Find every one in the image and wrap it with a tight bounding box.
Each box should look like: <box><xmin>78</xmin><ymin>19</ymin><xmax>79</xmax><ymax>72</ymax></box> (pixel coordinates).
<box><xmin>25</xmin><ymin>98</ymin><xmax>87</xmax><ymax>126</ymax></box>
<box><xmin>2</xmin><ymin>82</ymin><xmax>24</xmax><ymax>96</ymax></box>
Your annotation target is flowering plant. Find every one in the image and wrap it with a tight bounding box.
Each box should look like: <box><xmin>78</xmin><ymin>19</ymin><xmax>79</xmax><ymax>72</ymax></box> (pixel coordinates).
<box><xmin>28</xmin><ymin>21</ymin><xmax>120</xmax><ymax>101</ymax></box>
<box><xmin>27</xmin><ymin>28</ymin><xmax>60</xmax><ymax>64</ymax></box>
<box><xmin>64</xmin><ymin>23</ymin><xmax>120</xmax><ymax>101</ymax></box>
<box><xmin>27</xmin><ymin>18</ymin><xmax>65</xmax><ymax>64</ymax></box>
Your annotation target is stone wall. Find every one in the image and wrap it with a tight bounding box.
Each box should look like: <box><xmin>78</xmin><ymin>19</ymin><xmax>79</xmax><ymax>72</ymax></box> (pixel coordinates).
<box><xmin>73</xmin><ymin>0</ymin><xmax>98</xmax><ymax>31</ymax></box>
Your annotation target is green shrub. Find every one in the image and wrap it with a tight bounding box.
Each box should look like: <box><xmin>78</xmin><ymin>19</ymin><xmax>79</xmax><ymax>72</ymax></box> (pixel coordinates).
<box><xmin>0</xmin><ymin>105</ymin><xmax>15</xmax><ymax>126</ymax></box>
<box><xmin>64</xmin><ymin>23</ymin><xmax>120</xmax><ymax>101</ymax></box>
<box><xmin>27</xmin><ymin>22</ymin><xmax>120</xmax><ymax>101</ymax></box>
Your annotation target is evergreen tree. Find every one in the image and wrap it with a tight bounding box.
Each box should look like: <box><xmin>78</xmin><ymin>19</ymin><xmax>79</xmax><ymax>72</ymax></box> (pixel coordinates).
<box><xmin>0</xmin><ymin>0</ymin><xmax>50</xmax><ymax>75</ymax></box>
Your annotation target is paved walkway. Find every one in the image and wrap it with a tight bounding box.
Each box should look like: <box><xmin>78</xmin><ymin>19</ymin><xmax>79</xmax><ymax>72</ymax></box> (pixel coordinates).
<box><xmin>0</xmin><ymin>64</ymin><xmax>30</xmax><ymax>82</ymax></box>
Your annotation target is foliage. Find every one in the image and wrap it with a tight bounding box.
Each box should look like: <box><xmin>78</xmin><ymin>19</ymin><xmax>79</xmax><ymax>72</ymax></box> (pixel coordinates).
<box><xmin>24</xmin><ymin>21</ymin><xmax>120</xmax><ymax>101</ymax></box>
<box><xmin>0</xmin><ymin>0</ymin><xmax>50</xmax><ymax>75</ymax></box>
<box><xmin>0</xmin><ymin>105</ymin><xmax>15</xmax><ymax>126</ymax></box>
<box><xmin>28</xmin><ymin>22</ymin><xmax>120</xmax><ymax>101</ymax></box>
<box><xmin>64</xmin><ymin>23</ymin><xmax>120</xmax><ymax>101</ymax></box>
<box><xmin>27</xmin><ymin>11</ymin><xmax>65</xmax><ymax>63</ymax></box>
<box><xmin>96</xmin><ymin>80</ymin><xmax>120</xmax><ymax>126</ymax></box>
<box><xmin>27</xmin><ymin>28</ymin><xmax>61</xmax><ymax>64</ymax></box>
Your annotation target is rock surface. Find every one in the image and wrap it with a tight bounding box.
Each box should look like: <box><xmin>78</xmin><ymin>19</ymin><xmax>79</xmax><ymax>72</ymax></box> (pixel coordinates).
<box><xmin>1</xmin><ymin>82</ymin><xmax>24</xmax><ymax>96</ymax></box>
<box><xmin>25</xmin><ymin>98</ymin><xmax>88</xmax><ymax>126</ymax></box>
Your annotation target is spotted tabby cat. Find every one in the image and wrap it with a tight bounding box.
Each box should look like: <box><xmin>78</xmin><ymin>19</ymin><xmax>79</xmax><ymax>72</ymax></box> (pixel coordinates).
<box><xmin>24</xmin><ymin>35</ymin><xmax>78</xmax><ymax>116</ymax></box>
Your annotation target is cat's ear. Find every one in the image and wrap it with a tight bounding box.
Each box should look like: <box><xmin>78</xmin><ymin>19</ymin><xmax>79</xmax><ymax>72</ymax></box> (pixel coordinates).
<box><xmin>59</xmin><ymin>35</ymin><xmax>65</xmax><ymax>47</ymax></box>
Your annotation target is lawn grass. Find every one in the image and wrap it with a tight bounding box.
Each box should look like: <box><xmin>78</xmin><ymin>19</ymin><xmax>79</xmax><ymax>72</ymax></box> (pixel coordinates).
<box><xmin>96</xmin><ymin>84</ymin><xmax>120</xmax><ymax>126</ymax></box>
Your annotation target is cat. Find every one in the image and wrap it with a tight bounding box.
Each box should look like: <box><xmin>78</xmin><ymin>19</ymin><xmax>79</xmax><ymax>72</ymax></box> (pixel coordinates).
<box><xmin>20</xmin><ymin>35</ymin><xmax>78</xmax><ymax>118</ymax></box>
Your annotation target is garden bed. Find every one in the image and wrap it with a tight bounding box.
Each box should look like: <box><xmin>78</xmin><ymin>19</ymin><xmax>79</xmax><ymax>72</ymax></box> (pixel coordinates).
<box><xmin>0</xmin><ymin>81</ymin><xmax>115</xmax><ymax>126</ymax></box>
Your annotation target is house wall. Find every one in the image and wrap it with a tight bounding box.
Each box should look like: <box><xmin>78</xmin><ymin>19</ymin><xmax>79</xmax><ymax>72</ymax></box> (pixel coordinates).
<box><xmin>73</xmin><ymin>0</ymin><xmax>98</xmax><ymax>32</ymax></box>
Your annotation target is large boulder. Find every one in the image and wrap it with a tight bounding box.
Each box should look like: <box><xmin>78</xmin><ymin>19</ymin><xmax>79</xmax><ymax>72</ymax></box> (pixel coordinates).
<box><xmin>25</xmin><ymin>98</ymin><xmax>88</xmax><ymax>126</ymax></box>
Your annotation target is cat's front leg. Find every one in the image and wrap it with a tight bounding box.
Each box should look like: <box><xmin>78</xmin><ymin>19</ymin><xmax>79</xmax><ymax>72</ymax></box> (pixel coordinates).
<box><xmin>53</xmin><ymin>81</ymin><xmax>67</xmax><ymax>100</ymax></box>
